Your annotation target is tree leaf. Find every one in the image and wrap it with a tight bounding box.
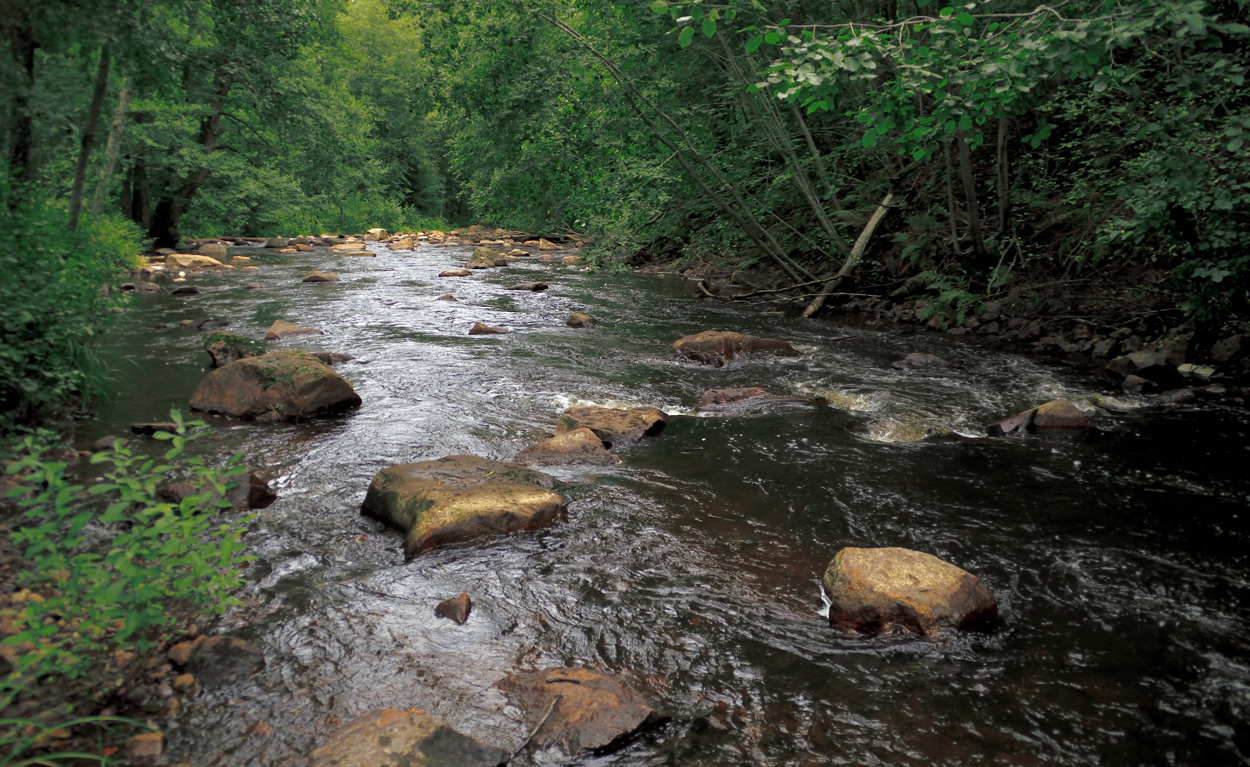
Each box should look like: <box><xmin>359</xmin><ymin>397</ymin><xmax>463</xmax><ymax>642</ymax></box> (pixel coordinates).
<box><xmin>679</xmin><ymin>26</ymin><xmax>695</xmax><ymax>47</ymax></box>
<box><xmin>703</xmin><ymin>18</ymin><xmax>716</xmax><ymax>37</ymax></box>
<box><xmin>650</xmin><ymin>0</ymin><xmax>668</xmax><ymax>13</ymax></box>
<box><xmin>862</xmin><ymin>131</ymin><xmax>878</xmax><ymax>148</ymax></box>
<box><xmin>955</xmin><ymin>12</ymin><xmax>975</xmax><ymax>27</ymax></box>
<box><xmin>745</xmin><ymin>34</ymin><xmax>763</xmax><ymax>52</ymax></box>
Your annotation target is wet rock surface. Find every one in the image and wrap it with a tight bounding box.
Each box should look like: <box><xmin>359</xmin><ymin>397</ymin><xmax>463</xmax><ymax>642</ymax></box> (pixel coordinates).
<box><xmin>310</xmin><ymin>708</ymin><xmax>506</xmax><ymax>767</ymax></box>
<box><xmin>189</xmin><ymin>350</ymin><xmax>362</xmax><ymax>421</ymax></box>
<box><xmin>302</xmin><ymin>270</ymin><xmax>341</xmax><ymax>283</ymax></box>
<box><xmin>892</xmin><ymin>352</ymin><xmax>948</xmax><ymax>370</ymax></box>
<box><xmin>186</xmin><ymin>636</ymin><xmax>265</xmax><ymax>687</ymax></box>
<box><xmin>555</xmin><ymin>406</ymin><xmax>667</xmax><ymax>448</ymax></box>
<box><xmin>695</xmin><ymin>387</ymin><xmax>819</xmax><ymax>412</ymax></box>
<box><xmin>672</xmin><ymin>330</ymin><xmax>796</xmax><ymax>367</ymax></box>
<box><xmin>360</xmin><ymin>455</ymin><xmax>566</xmax><ymax>558</ymax></box>
<box><xmin>203</xmin><ymin>330</ymin><xmax>264</xmax><ymax>368</ymax></box>
<box><xmin>264</xmin><ymin>320</ymin><xmax>322</xmax><ymax>341</ymax></box>
<box><xmin>566</xmin><ymin>312</ymin><xmax>594</xmax><ymax>328</ymax></box>
<box><xmin>469</xmin><ymin>322</ymin><xmax>508</xmax><ymax>335</ymax></box>
<box><xmin>466</xmin><ymin>248</ymin><xmax>506</xmax><ymax>269</ymax></box>
<box><xmin>435</xmin><ymin>592</ymin><xmax>473</xmax><ymax>625</ymax></box>
<box><xmin>823</xmin><ymin>547</ymin><xmax>998</xmax><ymax>635</ymax></box>
<box><xmin>514</xmin><ymin>427</ymin><xmax>620</xmax><ymax>467</ymax></box>
<box><xmin>986</xmin><ymin>398</ymin><xmax>1094</xmax><ymax>436</ymax></box>
<box><xmin>505</xmin><ymin>281</ymin><xmax>548</xmax><ymax>291</ymax></box>
<box><xmin>494</xmin><ymin>667</ymin><xmax>668</xmax><ymax>757</ymax></box>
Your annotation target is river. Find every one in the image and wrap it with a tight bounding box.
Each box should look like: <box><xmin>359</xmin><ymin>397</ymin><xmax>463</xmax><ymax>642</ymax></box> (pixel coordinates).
<box><xmin>81</xmin><ymin>239</ymin><xmax>1250</xmax><ymax>765</ymax></box>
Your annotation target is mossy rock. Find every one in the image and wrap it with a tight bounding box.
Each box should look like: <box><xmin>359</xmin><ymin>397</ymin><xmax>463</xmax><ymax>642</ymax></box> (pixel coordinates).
<box><xmin>190</xmin><ymin>350</ymin><xmax>361</xmax><ymax>421</ymax></box>
<box><xmin>361</xmin><ymin>455</ymin><xmax>565</xmax><ymax>558</ymax></box>
<box><xmin>203</xmin><ymin>330</ymin><xmax>265</xmax><ymax>368</ymax></box>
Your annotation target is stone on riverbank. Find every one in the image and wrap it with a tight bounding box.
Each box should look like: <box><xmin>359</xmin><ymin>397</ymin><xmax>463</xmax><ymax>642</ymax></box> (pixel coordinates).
<box><xmin>562</xmin><ymin>255</ymin><xmax>581</xmax><ymax>265</ymax></box>
<box><xmin>230</xmin><ymin>256</ymin><xmax>251</xmax><ymax>266</ymax></box>
<box><xmin>469</xmin><ymin>322</ymin><xmax>507</xmax><ymax>335</ymax></box>
<box><xmin>493</xmin><ymin>668</ymin><xmax>667</xmax><ymax>757</ymax></box>
<box><xmin>165</xmin><ymin>254</ymin><xmax>222</xmax><ymax>269</ymax></box>
<box><xmin>302</xmin><ymin>270</ymin><xmax>341</xmax><ymax>283</ymax></box>
<box><xmin>1105</xmin><ymin>350</ymin><xmax>1184</xmax><ymax>391</ymax></box>
<box><xmin>361</xmin><ymin>455</ymin><xmax>565</xmax><ymax>558</ymax></box>
<box><xmin>555</xmin><ymin>406</ymin><xmax>667</xmax><ymax>448</ymax></box>
<box><xmin>203</xmin><ymin>330</ymin><xmax>264</xmax><ymax>367</ymax></box>
<box><xmin>198</xmin><ymin>242</ymin><xmax>227</xmax><ymax>258</ymax></box>
<box><xmin>364</xmin><ymin>228</ymin><xmax>389</xmax><ymax>241</ymax></box>
<box><xmin>986</xmin><ymin>398</ymin><xmax>1094</xmax><ymax>436</ymax></box>
<box><xmin>329</xmin><ymin>242</ymin><xmax>360</xmax><ymax>251</ymax></box>
<box><xmin>391</xmin><ymin>237</ymin><xmax>414</xmax><ymax>250</ymax></box>
<box><xmin>226</xmin><ymin>472</ymin><xmax>278</xmax><ymax>511</ymax></box>
<box><xmin>537</xmin><ymin>238</ymin><xmax>559</xmax><ymax>251</ymax></box>
<box><xmin>466</xmin><ymin>247</ymin><xmax>506</xmax><ymax>269</ymax></box>
<box><xmin>338</xmin><ymin>250</ymin><xmax>374</xmax><ymax>257</ymax></box>
<box><xmin>440</xmin><ymin>269</ymin><xmax>472</xmax><ymax>277</ymax></box>
<box><xmin>435</xmin><ymin>592</ymin><xmax>472</xmax><ymax>625</ymax></box>
<box><xmin>822</xmin><ymin>547</ymin><xmax>998</xmax><ymax>636</ymax></box>
<box><xmin>187</xmin><ymin>635</ymin><xmax>265</xmax><ymax>687</ymax></box>
<box><xmin>310</xmin><ymin>708</ymin><xmax>506</xmax><ymax>767</ymax></box>
<box><xmin>265</xmin><ymin>320</ymin><xmax>322</xmax><ymax>341</ymax></box>
<box><xmin>672</xmin><ymin>330</ymin><xmax>796</xmax><ymax>367</ymax></box>
<box><xmin>264</xmin><ymin>237</ymin><xmax>288</xmax><ymax>248</ymax></box>
<box><xmin>190</xmin><ymin>350</ymin><xmax>361</xmax><ymax>421</ymax></box>
<box><xmin>515</xmin><ymin>427</ymin><xmax>621</xmax><ymax>467</ymax></box>
<box><xmin>506</xmin><ymin>281</ymin><xmax>548</xmax><ymax>291</ymax></box>
<box><xmin>566</xmin><ymin>312</ymin><xmax>594</xmax><ymax>328</ymax></box>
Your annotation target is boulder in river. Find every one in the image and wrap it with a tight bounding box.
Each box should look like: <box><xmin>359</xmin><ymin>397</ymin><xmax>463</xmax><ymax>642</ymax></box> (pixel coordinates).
<box><xmin>537</xmin><ymin>238</ymin><xmax>559</xmax><ymax>251</ymax></box>
<box><xmin>265</xmin><ymin>320</ymin><xmax>322</xmax><ymax>341</ymax></box>
<box><xmin>493</xmin><ymin>668</ymin><xmax>668</xmax><ymax>757</ymax></box>
<box><xmin>329</xmin><ymin>242</ymin><xmax>359</xmax><ymax>252</ymax></box>
<box><xmin>131</xmin><ymin>422</ymin><xmax>178</xmax><ymax>436</ymax></box>
<box><xmin>363</xmin><ymin>228</ymin><xmax>389</xmax><ymax>242</ymax></box>
<box><xmin>823</xmin><ymin>546</ymin><xmax>998</xmax><ymax>635</ymax></box>
<box><xmin>1105</xmin><ymin>351</ymin><xmax>1183</xmax><ymax>391</ymax></box>
<box><xmin>505</xmin><ymin>281</ymin><xmax>548</xmax><ymax>291</ymax></box>
<box><xmin>439</xmin><ymin>269</ymin><xmax>472</xmax><ymax>277</ymax></box>
<box><xmin>339</xmin><ymin>250</ymin><xmax>375</xmax><ymax>258</ymax></box>
<box><xmin>695</xmin><ymin>387</ymin><xmax>819</xmax><ymax>412</ymax></box>
<box><xmin>555</xmin><ymin>406</ymin><xmax>667</xmax><ymax>448</ymax></box>
<box><xmin>435</xmin><ymin>592</ymin><xmax>472</xmax><ymax>625</ymax></box>
<box><xmin>181</xmin><ymin>317</ymin><xmax>229</xmax><ymax>331</ymax></box>
<box><xmin>986</xmin><ymin>398</ymin><xmax>1094</xmax><ymax>436</ymax></box>
<box><xmin>310</xmin><ymin>708</ymin><xmax>506</xmax><ymax>767</ymax></box>
<box><xmin>360</xmin><ymin>455</ymin><xmax>565</xmax><ymax>558</ymax></box>
<box><xmin>170</xmin><ymin>285</ymin><xmax>199</xmax><ymax>295</ymax></box>
<box><xmin>187</xmin><ymin>635</ymin><xmax>265</xmax><ymax>687</ymax></box>
<box><xmin>311</xmin><ymin>352</ymin><xmax>355</xmax><ymax>366</ymax></box>
<box><xmin>165</xmin><ymin>254</ymin><xmax>222</xmax><ymax>269</ymax></box>
<box><xmin>225</xmin><ymin>472</ymin><xmax>278</xmax><ymax>511</ymax></box>
<box><xmin>391</xmin><ymin>237</ymin><xmax>414</xmax><ymax>250</ymax></box>
<box><xmin>436</xmin><ymin>294</ymin><xmax>457</xmax><ymax>301</ymax></box>
<box><xmin>229</xmin><ymin>256</ymin><xmax>251</xmax><ymax>267</ymax></box>
<box><xmin>302</xmin><ymin>270</ymin><xmax>341</xmax><ymax>283</ymax></box>
<box><xmin>469</xmin><ymin>322</ymin><xmax>507</xmax><ymax>335</ymax></box>
<box><xmin>566</xmin><ymin>312</ymin><xmax>594</xmax><ymax>328</ymax></box>
<box><xmin>203</xmin><ymin>330</ymin><xmax>264</xmax><ymax>368</ymax></box>
<box><xmin>892</xmin><ymin>352</ymin><xmax>948</xmax><ymax>370</ymax></box>
<box><xmin>189</xmin><ymin>350</ymin><xmax>361</xmax><ymax>421</ymax></box>
<box><xmin>515</xmin><ymin>427</ymin><xmax>621</xmax><ymax>467</ymax></box>
<box><xmin>198</xmin><ymin>242</ymin><xmax>227</xmax><ymax>258</ymax></box>
<box><xmin>264</xmin><ymin>237</ymin><xmax>288</xmax><ymax>248</ymax></box>
<box><xmin>672</xmin><ymin>330</ymin><xmax>796</xmax><ymax>367</ymax></box>
<box><xmin>562</xmin><ymin>255</ymin><xmax>582</xmax><ymax>266</ymax></box>
<box><xmin>466</xmin><ymin>247</ymin><xmax>506</xmax><ymax>269</ymax></box>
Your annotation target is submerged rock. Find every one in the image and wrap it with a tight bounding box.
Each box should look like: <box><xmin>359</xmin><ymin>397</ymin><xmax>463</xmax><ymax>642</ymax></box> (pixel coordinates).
<box><xmin>131</xmin><ymin>422</ymin><xmax>178</xmax><ymax>436</ymax></box>
<box><xmin>181</xmin><ymin>317</ymin><xmax>229</xmax><ymax>331</ymax></box>
<box><xmin>302</xmin><ymin>270</ymin><xmax>340</xmax><ymax>283</ymax></box>
<box><xmin>892</xmin><ymin>352</ymin><xmax>948</xmax><ymax>370</ymax></box>
<box><xmin>311</xmin><ymin>352</ymin><xmax>354</xmax><ymax>366</ymax></box>
<box><xmin>265</xmin><ymin>320</ymin><xmax>322</xmax><ymax>341</ymax></box>
<box><xmin>493</xmin><ymin>668</ymin><xmax>667</xmax><ymax>757</ymax></box>
<box><xmin>264</xmin><ymin>237</ymin><xmax>288</xmax><ymax>248</ymax></box>
<box><xmin>439</xmin><ymin>269</ymin><xmax>472</xmax><ymax>278</ymax></box>
<box><xmin>514</xmin><ymin>427</ymin><xmax>621</xmax><ymax>467</ymax></box>
<box><xmin>695</xmin><ymin>387</ymin><xmax>818</xmax><ymax>412</ymax></box>
<box><xmin>555</xmin><ymin>406</ymin><xmax>667</xmax><ymax>448</ymax></box>
<box><xmin>436</xmin><ymin>294</ymin><xmax>457</xmax><ymax>301</ymax></box>
<box><xmin>189</xmin><ymin>350</ymin><xmax>361</xmax><ymax>421</ymax></box>
<box><xmin>672</xmin><ymin>330</ymin><xmax>795</xmax><ymax>367</ymax></box>
<box><xmin>310</xmin><ymin>708</ymin><xmax>506</xmax><ymax>767</ymax></box>
<box><xmin>823</xmin><ymin>547</ymin><xmax>998</xmax><ymax>636</ymax></box>
<box><xmin>361</xmin><ymin>455</ymin><xmax>565</xmax><ymax>558</ymax></box>
<box><xmin>435</xmin><ymin>593</ymin><xmax>472</xmax><ymax>625</ymax></box>
<box><xmin>566</xmin><ymin>312</ymin><xmax>594</xmax><ymax>328</ymax></box>
<box><xmin>986</xmin><ymin>398</ymin><xmax>1094</xmax><ymax>436</ymax></box>
<box><xmin>469</xmin><ymin>322</ymin><xmax>507</xmax><ymax>335</ymax></box>
<box><xmin>187</xmin><ymin>635</ymin><xmax>264</xmax><ymax>687</ymax></box>
<box><xmin>505</xmin><ymin>281</ymin><xmax>548</xmax><ymax>291</ymax></box>
<box><xmin>203</xmin><ymin>330</ymin><xmax>264</xmax><ymax>368</ymax></box>
<box><xmin>338</xmin><ymin>250</ymin><xmax>375</xmax><ymax>257</ymax></box>
<box><xmin>170</xmin><ymin>285</ymin><xmax>199</xmax><ymax>295</ymax></box>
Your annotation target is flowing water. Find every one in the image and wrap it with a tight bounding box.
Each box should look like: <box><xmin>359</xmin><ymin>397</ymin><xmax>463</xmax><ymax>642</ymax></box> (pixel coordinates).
<box><xmin>81</xmin><ymin>241</ymin><xmax>1250</xmax><ymax>766</ymax></box>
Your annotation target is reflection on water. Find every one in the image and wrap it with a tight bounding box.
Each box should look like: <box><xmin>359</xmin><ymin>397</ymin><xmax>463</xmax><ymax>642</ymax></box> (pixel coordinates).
<box><xmin>84</xmin><ymin>241</ymin><xmax>1250</xmax><ymax>766</ymax></box>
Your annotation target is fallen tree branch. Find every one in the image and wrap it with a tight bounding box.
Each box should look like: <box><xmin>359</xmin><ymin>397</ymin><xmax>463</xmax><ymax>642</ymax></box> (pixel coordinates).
<box><xmin>508</xmin><ymin>693</ymin><xmax>562</xmax><ymax>763</ymax></box>
<box><xmin>803</xmin><ymin>193</ymin><xmax>895</xmax><ymax>318</ymax></box>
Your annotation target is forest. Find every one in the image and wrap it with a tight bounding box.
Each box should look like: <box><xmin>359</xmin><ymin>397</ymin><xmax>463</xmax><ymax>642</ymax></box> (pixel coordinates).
<box><xmin>1</xmin><ymin>0</ymin><xmax>1248</xmax><ymax>423</ymax></box>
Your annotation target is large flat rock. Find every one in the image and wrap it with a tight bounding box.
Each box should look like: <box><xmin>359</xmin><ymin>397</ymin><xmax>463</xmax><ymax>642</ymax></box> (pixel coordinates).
<box><xmin>554</xmin><ymin>406</ymin><xmax>667</xmax><ymax>448</ymax></box>
<box><xmin>672</xmin><ymin>330</ymin><xmax>795</xmax><ymax>367</ymax></box>
<box><xmin>189</xmin><ymin>350</ymin><xmax>361</xmax><ymax>421</ymax></box>
<box><xmin>823</xmin><ymin>547</ymin><xmax>998</xmax><ymax>636</ymax></box>
<box><xmin>311</xmin><ymin>708</ymin><xmax>505</xmax><ymax>767</ymax></box>
<box><xmin>361</xmin><ymin>455</ymin><xmax>565</xmax><ymax>558</ymax></box>
<box><xmin>514</xmin><ymin>427</ymin><xmax>621</xmax><ymax>467</ymax></box>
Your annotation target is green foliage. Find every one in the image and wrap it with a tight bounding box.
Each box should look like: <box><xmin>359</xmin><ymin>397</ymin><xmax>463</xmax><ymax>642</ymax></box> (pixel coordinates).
<box><xmin>1</xmin><ymin>411</ymin><xmax>253</xmax><ymax>708</ymax></box>
<box><xmin>893</xmin><ymin>270</ymin><xmax>982</xmax><ymax>329</ymax></box>
<box><xmin>0</xmin><ymin>182</ymin><xmax>142</xmax><ymax>428</ymax></box>
<box><xmin>0</xmin><ymin>713</ymin><xmax>151</xmax><ymax>767</ymax></box>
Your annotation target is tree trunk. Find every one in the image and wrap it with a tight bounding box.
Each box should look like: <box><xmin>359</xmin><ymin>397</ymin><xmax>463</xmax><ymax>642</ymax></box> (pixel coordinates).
<box><xmin>4</xmin><ymin>2</ymin><xmax>36</xmax><ymax>192</ymax></box>
<box><xmin>790</xmin><ymin>103</ymin><xmax>843</xmax><ymax>212</ymax></box>
<box><xmin>131</xmin><ymin>158</ymin><xmax>152</xmax><ymax>231</ymax></box>
<box><xmin>803</xmin><ymin>193</ymin><xmax>894</xmax><ymax>317</ymax></box>
<box><xmin>69</xmin><ymin>47</ymin><xmax>111</xmax><ymax>231</ymax></box>
<box><xmin>996</xmin><ymin>114</ymin><xmax>1011</xmax><ymax>234</ymax></box>
<box><xmin>944</xmin><ymin>140</ymin><xmax>963</xmax><ymax>256</ymax></box>
<box><xmin>955</xmin><ymin>128</ymin><xmax>987</xmax><ymax>266</ymax></box>
<box><xmin>90</xmin><ymin>76</ymin><xmax>132</xmax><ymax>217</ymax></box>
<box><xmin>148</xmin><ymin>69</ymin><xmax>232</xmax><ymax>248</ymax></box>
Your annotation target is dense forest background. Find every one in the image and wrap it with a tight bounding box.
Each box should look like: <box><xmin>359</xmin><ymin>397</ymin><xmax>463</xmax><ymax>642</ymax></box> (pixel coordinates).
<box><xmin>1</xmin><ymin>0</ymin><xmax>1247</xmax><ymax>423</ymax></box>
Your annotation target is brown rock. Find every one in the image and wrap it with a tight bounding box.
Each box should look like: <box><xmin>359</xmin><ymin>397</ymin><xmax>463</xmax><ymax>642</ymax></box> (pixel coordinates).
<box><xmin>494</xmin><ymin>668</ymin><xmax>667</xmax><ymax>756</ymax></box>
<box><xmin>165</xmin><ymin>253</ymin><xmax>223</xmax><ymax>269</ymax></box>
<box><xmin>302</xmin><ymin>271</ymin><xmax>341</xmax><ymax>283</ymax></box>
<box><xmin>823</xmin><ymin>547</ymin><xmax>998</xmax><ymax>635</ymax></box>
<box><xmin>672</xmin><ymin>330</ymin><xmax>796</xmax><ymax>367</ymax></box>
<box><xmin>435</xmin><ymin>592</ymin><xmax>472</xmax><ymax>624</ymax></box>
<box><xmin>695</xmin><ymin>387</ymin><xmax>818</xmax><ymax>412</ymax></box>
<box><xmin>1211</xmin><ymin>334</ymin><xmax>1243</xmax><ymax>363</ymax></box>
<box><xmin>505</xmin><ymin>281</ymin><xmax>548</xmax><ymax>291</ymax></box>
<box><xmin>187</xmin><ymin>635</ymin><xmax>264</xmax><ymax>687</ymax></box>
<box><xmin>168</xmin><ymin>641</ymin><xmax>196</xmax><ymax>666</ymax></box>
<box><xmin>189</xmin><ymin>350</ymin><xmax>362</xmax><ymax>421</ymax></box>
<box><xmin>469</xmin><ymin>322</ymin><xmax>507</xmax><ymax>335</ymax></box>
<box><xmin>128</xmin><ymin>732</ymin><xmax>165</xmax><ymax>764</ymax></box>
<box><xmin>364</xmin><ymin>228</ymin><xmax>389</xmax><ymax>241</ymax></box>
<box><xmin>537</xmin><ymin>238</ymin><xmax>559</xmax><ymax>251</ymax></box>
<box><xmin>436</xmin><ymin>294</ymin><xmax>457</xmax><ymax>301</ymax></box>
<box><xmin>360</xmin><ymin>455</ymin><xmax>565</xmax><ymax>558</ymax></box>
<box><xmin>264</xmin><ymin>237</ymin><xmax>288</xmax><ymax>248</ymax></box>
<box><xmin>156</xmin><ymin>482</ymin><xmax>198</xmax><ymax>504</ymax></box>
<box><xmin>199</xmin><ymin>242</ymin><xmax>228</xmax><ymax>258</ymax></box>
<box><xmin>338</xmin><ymin>250</ymin><xmax>375</xmax><ymax>257</ymax></box>
<box><xmin>265</xmin><ymin>320</ymin><xmax>322</xmax><ymax>341</ymax></box>
<box><xmin>329</xmin><ymin>243</ymin><xmax>360</xmax><ymax>252</ymax></box>
<box><xmin>561</xmin><ymin>255</ymin><xmax>582</xmax><ymax>265</ymax></box>
<box><xmin>391</xmin><ymin>238</ymin><xmax>414</xmax><ymax>250</ymax></box>
<box><xmin>466</xmin><ymin>248</ymin><xmax>506</xmax><ymax>269</ymax></box>
<box><xmin>310</xmin><ymin>708</ymin><xmax>506</xmax><ymax>767</ymax></box>
<box><xmin>891</xmin><ymin>353</ymin><xmax>948</xmax><ymax>370</ymax></box>
<box><xmin>514</xmin><ymin>427</ymin><xmax>621</xmax><ymax>467</ymax></box>
<box><xmin>295</xmin><ymin>243</ymin><xmax>314</xmax><ymax>252</ymax></box>
<box><xmin>555</xmin><ymin>406</ymin><xmax>667</xmax><ymax>448</ymax></box>
<box><xmin>986</xmin><ymin>399</ymin><xmax>1094</xmax><ymax>436</ymax></box>
<box><xmin>439</xmin><ymin>269</ymin><xmax>472</xmax><ymax>277</ymax></box>
<box><xmin>225</xmin><ymin>472</ymin><xmax>278</xmax><ymax>511</ymax></box>
<box><xmin>229</xmin><ymin>255</ymin><xmax>251</xmax><ymax>266</ymax></box>
<box><xmin>1105</xmin><ymin>351</ymin><xmax>1182</xmax><ymax>389</ymax></box>
<box><xmin>204</xmin><ymin>330</ymin><xmax>264</xmax><ymax>367</ymax></box>
<box><xmin>312</xmin><ymin>352</ymin><xmax>355</xmax><ymax>366</ymax></box>
<box><xmin>173</xmin><ymin>673</ymin><xmax>195</xmax><ymax>692</ymax></box>
<box><xmin>566</xmin><ymin>312</ymin><xmax>594</xmax><ymax>328</ymax></box>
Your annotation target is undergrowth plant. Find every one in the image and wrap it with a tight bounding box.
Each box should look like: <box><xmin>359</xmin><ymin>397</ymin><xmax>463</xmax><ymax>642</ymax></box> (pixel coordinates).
<box><xmin>1</xmin><ymin>411</ymin><xmax>254</xmax><ymax>746</ymax></box>
<box><xmin>893</xmin><ymin>270</ymin><xmax>983</xmax><ymax>329</ymax></box>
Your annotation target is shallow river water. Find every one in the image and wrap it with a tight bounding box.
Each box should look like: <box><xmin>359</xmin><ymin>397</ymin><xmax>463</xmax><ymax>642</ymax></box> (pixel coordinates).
<box><xmin>82</xmin><ymin>240</ymin><xmax>1250</xmax><ymax>766</ymax></box>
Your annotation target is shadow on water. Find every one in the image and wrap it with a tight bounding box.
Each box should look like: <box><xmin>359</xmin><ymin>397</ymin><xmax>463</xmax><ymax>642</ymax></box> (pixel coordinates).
<box><xmin>84</xmin><ymin>242</ymin><xmax>1250</xmax><ymax>766</ymax></box>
